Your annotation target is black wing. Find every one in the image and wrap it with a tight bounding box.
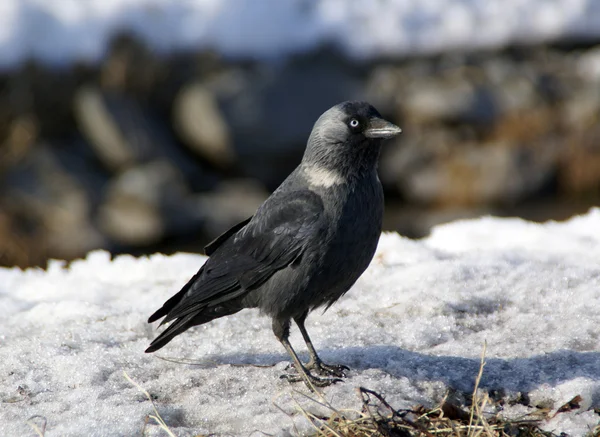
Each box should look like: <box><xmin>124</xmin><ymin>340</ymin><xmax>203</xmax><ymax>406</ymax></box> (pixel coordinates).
<box><xmin>147</xmin><ymin>216</ymin><xmax>253</xmax><ymax>325</ymax></box>
<box><xmin>204</xmin><ymin>216</ymin><xmax>252</xmax><ymax>256</ymax></box>
<box><xmin>146</xmin><ymin>190</ymin><xmax>325</xmax><ymax>350</ymax></box>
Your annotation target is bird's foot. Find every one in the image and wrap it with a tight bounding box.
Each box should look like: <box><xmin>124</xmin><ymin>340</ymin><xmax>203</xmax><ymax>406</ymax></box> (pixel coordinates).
<box><xmin>280</xmin><ymin>370</ymin><xmax>342</xmax><ymax>390</ymax></box>
<box><xmin>282</xmin><ymin>360</ymin><xmax>348</xmax><ymax>390</ymax></box>
<box><xmin>306</xmin><ymin>361</ymin><xmax>349</xmax><ymax>378</ymax></box>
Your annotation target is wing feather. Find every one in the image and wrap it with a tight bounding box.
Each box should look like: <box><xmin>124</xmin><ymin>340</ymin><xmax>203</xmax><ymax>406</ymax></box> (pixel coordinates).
<box><xmin>151</xmin><ymin>189</ymin><xmax>325</xmax><ymax>324</ymax></box>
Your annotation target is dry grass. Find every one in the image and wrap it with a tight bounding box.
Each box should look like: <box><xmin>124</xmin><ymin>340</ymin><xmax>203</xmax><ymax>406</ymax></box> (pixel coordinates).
<box><xmin>123</xmin><ymin>371</ymin><xmax>180</xmax><ymax>437</ymax></box>
<box><xmin>293</xmin><ymin>384</ymin><xmax>556</xmax><ymax>437</ymax></box>
<box><xmin>291</xmin><ymin>344</ymin><xmax>578</xmax><ymax>437</ymax></box>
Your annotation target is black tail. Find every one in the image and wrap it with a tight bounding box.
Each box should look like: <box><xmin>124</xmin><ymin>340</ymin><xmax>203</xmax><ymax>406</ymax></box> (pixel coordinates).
<box><xmin>145</xmin><ymin>305</ymin><xmax>243</xmax><ymax>353</ymax></box>
<box><xmin>145</xmin><ymin>313</ymin><xmax>197</xmax><ymax>353</ymax></box>
<box><xmin>148</xmin><ymin>271</ymin><xmax>203</xmax><ymax>324</ymax></box>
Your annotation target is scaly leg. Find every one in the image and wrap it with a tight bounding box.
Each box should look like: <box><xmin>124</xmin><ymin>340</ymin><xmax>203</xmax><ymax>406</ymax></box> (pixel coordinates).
<box><xmin>294</xmin><ymin>312</ymin><xmax>349</xmax><ymax>378</ymax></box>
<box><xmin>272</xmin><ymin>317</ymin><xmax>342</xmax><ymax>391</ymax></box>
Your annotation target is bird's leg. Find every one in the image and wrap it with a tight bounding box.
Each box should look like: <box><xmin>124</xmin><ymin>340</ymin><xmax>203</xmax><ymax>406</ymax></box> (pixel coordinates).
<box><xmin>294</xmin><ymin>312</ymin><xmax>349</xmax><ymax>378</ymax></box>
<box><xmin>272</xmin><ymin>318</ymin><xmax>342</xmax><ymax>391</ymax></box>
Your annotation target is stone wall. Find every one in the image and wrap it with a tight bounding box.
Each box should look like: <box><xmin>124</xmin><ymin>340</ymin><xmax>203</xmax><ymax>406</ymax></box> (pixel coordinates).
<box><xmin>1</xmin><ymin>34</ymin><xmax>599</xmax><ymax>267</ymax></box>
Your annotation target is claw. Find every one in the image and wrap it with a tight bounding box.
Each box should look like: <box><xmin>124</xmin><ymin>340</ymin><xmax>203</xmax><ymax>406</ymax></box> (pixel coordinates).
<box><xmin>282</xmin><ymin>360</ymin><xmax>349</xmax><ymax>390</ymax></box>
<box><xmin>280</xmin><ymin>371</ymin><xmax>343</xmax><ymax>388</ymax></box>
<box><xmin>307</xmin><ymin>361</ymin><xmax>349</xmax><ymax>378</ymax></box>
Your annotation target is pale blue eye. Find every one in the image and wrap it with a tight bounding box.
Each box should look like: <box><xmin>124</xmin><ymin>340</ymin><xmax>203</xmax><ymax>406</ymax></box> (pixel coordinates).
<box><xmin>349</xmin><ymin>119</ymin><xmax>360</xmax><ymax>128</ymax></box>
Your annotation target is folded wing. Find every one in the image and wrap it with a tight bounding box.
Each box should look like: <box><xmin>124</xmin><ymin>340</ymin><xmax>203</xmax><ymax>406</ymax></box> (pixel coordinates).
<box><xmin>145</xmin><ymin>190</ymin><xmax>325</xmax><ymax>352</ymax></box>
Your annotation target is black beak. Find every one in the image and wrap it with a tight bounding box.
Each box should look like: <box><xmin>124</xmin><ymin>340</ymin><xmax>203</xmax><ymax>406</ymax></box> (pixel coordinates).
<box><xmin>364</xmin><ymin>118</ymin><xmax>402</xmax><ymax>139</ymax></box>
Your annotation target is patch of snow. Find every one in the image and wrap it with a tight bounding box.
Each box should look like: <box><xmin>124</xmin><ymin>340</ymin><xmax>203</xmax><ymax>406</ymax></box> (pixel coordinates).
<box><xmin>1</xmin><ymin>209</ymin><xmax>600</xmax><ymax>435</ymax></box>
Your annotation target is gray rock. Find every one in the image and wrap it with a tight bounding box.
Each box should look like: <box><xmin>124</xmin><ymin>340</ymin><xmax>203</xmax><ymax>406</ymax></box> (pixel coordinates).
<box><xmin>3</xmin><ymin>141</ymin><xmax>107</xmax><ymax>261</ymax></box>
<box><xmin>562</xmin><ymin>85</ymin><xmax>600</xmax><ymax>129</ymax></box>
<box><xmin>558</xmin><ymin>124</ymin><xmax>600</xmax><ymax>194</ymax></box>
<box><xmin>74</xmin><ymin>85</ymin><xmax>219</xmax><ymax>190</ymax></box>
<box><xmin>403</xmin><ymin>77</ymin><xmax>498</xmax><ymax>125</ymax></box>
<box><xmin>494</xmin><ymin>76</ymin><xmax>539</xmax><ymax>114</ymax></box>
<box><xmin>192</xmin><ymin>179</ymin><xmax>268</xmax><ymax>238</ymax></box>
<box><xmin>379</xmin><ymin>126</ymin><xmax>455</xmax><ymax>194</ymax></box>
<box><xmin>98</xmin><ymin>160</ymin><xmax>197</xmax><ymax>246</ymax></box>
<box><xmin>98</xmin><ymin>163</ymin><xmax>267</xmax><ymax>248</ymax></box>
<box><xmin>74</xmin><ymin>86</ymin><xmax>143</xmax><ymax>170</ymax></box>
<box><xmin>0</xmin><ymin>115</ymin><xmax>39</xmax><ymax>172</ymax></box>
<box><xmin>576</xmin><ymin>46</ymin><xmax>600</xmax><ymax>82</ymax></box>
<box><xmin>172</xmin><ymin>82</ymin><xmax>234</xmax><ymax>168</ymax></box>
<box><xmin>403</xmin><ymin>78</ymin><xmax>475</xmax><ymax>122</ymax></box>
<box><xmin>398</xmin><ymin>141</ymin><xmax>558</xmax><ymax>206</ymax></box>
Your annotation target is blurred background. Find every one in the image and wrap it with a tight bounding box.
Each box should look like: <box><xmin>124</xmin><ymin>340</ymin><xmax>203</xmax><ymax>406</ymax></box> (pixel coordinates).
<box><xmin>1</xmin><ymin>0</ymin><xmax>599</xmax><ymax>268</ymax></box>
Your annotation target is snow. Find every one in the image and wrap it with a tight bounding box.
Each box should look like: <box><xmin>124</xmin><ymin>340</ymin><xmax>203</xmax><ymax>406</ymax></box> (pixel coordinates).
<box><xmin>1</xmin><ymin>0</ymin><xmax>600</xmax><ymax>69</ymax></box>
<box><xmin>1</xmin><ymin>209</ymin><xmax>600</xmax><ymax>436</ymax></box>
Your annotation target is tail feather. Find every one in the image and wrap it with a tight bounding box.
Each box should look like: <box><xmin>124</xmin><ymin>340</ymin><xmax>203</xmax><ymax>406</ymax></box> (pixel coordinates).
<box><xmin>145</xmin><ymin>313</ymin><xmax>197</xmax><ymax>353</ymax></box>
<box><xmin>146</xmin><ymin>305</ymin><xmax>243</xmax><ymax>353</ymax></box>
<box><xmin>148</xmin><ymin>270</ymin><xmax>203</xmax><ymax>324</ymax></box>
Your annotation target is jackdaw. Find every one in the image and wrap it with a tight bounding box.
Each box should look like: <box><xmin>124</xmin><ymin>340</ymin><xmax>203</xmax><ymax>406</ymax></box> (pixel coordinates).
<box><xmin>146</xmin><ymin>101</ymin><xmax>401</xmax><ymax>389</ymax></box>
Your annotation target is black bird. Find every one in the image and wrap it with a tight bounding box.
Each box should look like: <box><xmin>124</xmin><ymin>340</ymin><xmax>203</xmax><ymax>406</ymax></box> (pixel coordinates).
<box><xmin>146</xmin><ymin>101</ymin><xmax>401</xmax><ymax>389</ymax></box>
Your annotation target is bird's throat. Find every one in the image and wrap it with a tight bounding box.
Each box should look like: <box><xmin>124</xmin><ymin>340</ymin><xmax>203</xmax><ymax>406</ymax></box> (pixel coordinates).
<box><xmin>303</xmin><ymin>165</ymin><xmax>345</xmax><ymax>189</ymax></box>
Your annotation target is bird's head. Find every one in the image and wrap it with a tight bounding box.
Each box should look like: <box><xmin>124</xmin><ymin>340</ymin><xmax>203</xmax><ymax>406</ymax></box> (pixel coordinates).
<box><xmin>302</xmin><ymin>101</ymin><xmax>401</xmax><ymax>184</ymax></box>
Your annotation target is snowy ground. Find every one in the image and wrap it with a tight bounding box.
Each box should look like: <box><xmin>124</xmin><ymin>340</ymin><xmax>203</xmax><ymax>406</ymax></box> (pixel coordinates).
<box><xmin>1</xmin><ymin>209</ymin><xmax>600</xmax><ymax>436</ymax></box>
<box><xmin>1</xmin><ymin>0</ymin><xmax>600</xmax><ymax>68</ymax></box>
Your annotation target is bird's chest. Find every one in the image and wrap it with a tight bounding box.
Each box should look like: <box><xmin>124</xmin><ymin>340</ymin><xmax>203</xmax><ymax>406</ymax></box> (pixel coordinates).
<box><xmin>330</xmin><ymin>190</ymin><xmax>381</xmax><ymax>255</ymax></box>
<box><xmin>316</xmin><ymin>178</ymin><xmax>383</xmax><ymax>288</ymax></box>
